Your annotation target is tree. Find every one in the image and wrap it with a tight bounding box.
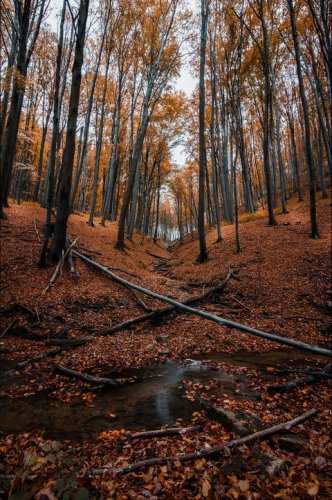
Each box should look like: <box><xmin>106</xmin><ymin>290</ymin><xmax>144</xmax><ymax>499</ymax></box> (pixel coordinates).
<box><xmin>287</xmin><ymin>0</ymin><xmax>319</xmax><ymax>239</ymax></box>
<box><xmin>197</xmin><ymin>0</ymin><xmax>209</xmax><ymax>263</ymax></box>
<box><xmin>51</xmin><ymin>0</ymin><xmax>90</xmax><ymax>259</ymax></box>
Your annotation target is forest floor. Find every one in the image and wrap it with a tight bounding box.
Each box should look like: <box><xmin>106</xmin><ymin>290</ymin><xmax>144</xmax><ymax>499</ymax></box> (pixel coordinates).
<box><xmin>0</xmin><ymin>194</ymin><xmax>331</xmax><ymax>499</ymax></box>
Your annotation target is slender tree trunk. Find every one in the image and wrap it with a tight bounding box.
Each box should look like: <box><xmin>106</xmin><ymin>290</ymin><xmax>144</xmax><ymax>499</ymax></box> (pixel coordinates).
<box><xmin>288</xmin><ymin>0</ymin><xmax>319</xmax><ymax>238</ymax></box>
<box><xmin>197</xmin><ymin>0</ymin><xmax>209</xmax><ymax>263</ymax></box>
<box><xmin>0</xmin><ymin>0</ymin><xmax>32</xmax><ymax>217</ymax></box>
<box><xmin>51</xmin><ymin>0</ymin><xmax>90</xmax><ymax>260</ymax></box>
<box><xmin>39</xmin><ymin>0</ymin><xmax>66</xmax><ymax>267</ymax></box>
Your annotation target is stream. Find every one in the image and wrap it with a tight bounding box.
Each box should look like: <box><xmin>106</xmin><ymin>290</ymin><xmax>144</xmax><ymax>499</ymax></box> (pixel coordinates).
<box><xmin>0</xmin><ymin>349</ymin><xmax>322</xmax><ymax>440</ymax></box>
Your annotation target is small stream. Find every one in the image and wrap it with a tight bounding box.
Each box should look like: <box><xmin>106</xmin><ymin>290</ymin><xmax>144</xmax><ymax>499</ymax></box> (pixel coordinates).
<box><xmin>0</xmin><ymin>349</ymin><xmax>322</xmax><ymax>440</ymax></box>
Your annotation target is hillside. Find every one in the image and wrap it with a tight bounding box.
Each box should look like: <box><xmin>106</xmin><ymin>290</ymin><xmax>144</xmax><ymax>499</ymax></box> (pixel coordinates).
<box><xmin>0</xmin><ymin>197</ymin><xmax>331</xmax><ymax>498</ymax></box>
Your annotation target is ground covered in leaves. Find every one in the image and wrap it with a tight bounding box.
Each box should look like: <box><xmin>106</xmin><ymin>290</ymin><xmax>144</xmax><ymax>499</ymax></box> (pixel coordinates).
<box><xmin>0</xmin><ymin>196</ymin><xmax>331</xmax><ymax>499</ymax></box>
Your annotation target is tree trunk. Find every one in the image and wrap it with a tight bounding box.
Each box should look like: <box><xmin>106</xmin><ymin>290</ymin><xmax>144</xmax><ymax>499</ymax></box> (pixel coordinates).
<box><xmin>288</xmin><ymin>0</ymin><xmax>319</xmax><ymax>238</ymax></box>
<box><xmin>51</xmin><ymin>0</ymin><xmax>90</xmax><ymax>260</ymax></box>
<box><xmin>197</xmin><ymin>0</ymin><xmax>209</xmax><ymax>263</ymax></box>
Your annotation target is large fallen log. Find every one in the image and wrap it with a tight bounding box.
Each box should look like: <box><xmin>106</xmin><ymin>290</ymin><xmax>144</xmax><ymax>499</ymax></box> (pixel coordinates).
<box><xmin>55</xmin><ymin>364</ymin><xmax>120</xmax><ymax>386</ymax></box>
<box><xmin>92</xmin><ymin>409</ymin><xmax>317</xmax><ymax>475</ymax></box>
<box><xmin>267</xmin><ymin>363</ymin><xmax>332</xmax><ymax>393</ymax></box>
<box><xmin>94</xmin><ymin>268</ymin><xmax>235</xmax><ymax>336</ymax></box>
<box><xmin>73</xmin><ymin>250</ymin><xmax>332</xmax><ymax>357</ymax></box>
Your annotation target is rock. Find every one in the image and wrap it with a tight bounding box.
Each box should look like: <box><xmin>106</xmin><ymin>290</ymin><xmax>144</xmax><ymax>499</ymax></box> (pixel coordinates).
<box><xmin>214</xmin><ymin>408</ymin><xmax>249</xmax><ymax>436</ymax></box>
<box><xmin>295</xmin><ymin>220</ymin><xmax>301</xmax><ymax>224</ymax></box>
<box><xmin>265</xmin><ymin>455</ymin><xmax>287</xmax><ymax>476</ymax></box>
<box><xmin>283</xmin><ymin>222</ymin><xmax>290</xmax><ymax>226</ymax></box>
<box><xmin>159</xmin><ymin>349</ymin><xmax>171</xmax><ymax>356</ymax></box>
<box><xmin>155</xmin><ymin>335</ymin><xmax>170</xmax><ymax>344</ymax></box>
<box><xmin>319</xmin><ymin>323</ymin><xmax>332</xmax><ymax>335</ymax></box>
<box><xmin>276</xmin><ymin>434</ymin><xmax>308</xmax><ymax>452</ymax></box>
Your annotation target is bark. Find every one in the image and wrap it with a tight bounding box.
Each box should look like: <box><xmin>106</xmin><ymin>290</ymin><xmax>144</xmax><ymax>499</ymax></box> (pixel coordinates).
<box><xmin>260</xmin><ymin>1</ymin><xmax>277</xmax><ymax>226</ymax></box>
<box><xmin>0</xmin><ymin>0</ymin><xmax>32</xmax><ymax>216</ymax></box>
<box><xmin>92</xmin><ymin>409</ymin><xmax>317</xmax><ymax>475</ymax></box>
<box><xmin>51</xmin><ymin>0</ymin><xmax>90</xmax><ymax>259</ymax></box>
<box><xmin>197</xmin><ymin>0</ymin><xmax>209</xmax><ymax>263</ymax></box>
<box><xmin>88</xmin><ymin>42</ymin><xmax>112</xmax><ymax>225</ymax></box>
<box><xmin>288</xmin><ymin>0</ymin><xmax>319</xmax><ymax>239</ymax></box>
<box><xmin>39</xmin><ymin>0</ymin><xmax>66</xmax><ymax>267</ymax></box>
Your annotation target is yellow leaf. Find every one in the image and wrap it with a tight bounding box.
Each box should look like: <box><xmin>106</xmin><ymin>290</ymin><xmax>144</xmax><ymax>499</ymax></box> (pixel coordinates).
<box><xmin>307</xmin><ymin>483</ymin><xmax>319</xmax><ymax>497</ymax></box>
<box><xmin>202</xmin><ymin>479</ymin><xmax>211</xmax><ymax>497</ymax></box>
<box><xmin>238</xmin><ymin>480</ymin><xmax>249</xmax><ymax>492</ymax></box>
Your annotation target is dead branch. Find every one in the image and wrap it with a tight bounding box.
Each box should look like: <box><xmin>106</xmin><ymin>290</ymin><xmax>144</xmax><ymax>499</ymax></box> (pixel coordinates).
<box><xmin>0</xmin><ymin>348</ymin><xmax>64</xmax><ymax>381</ymax></box>
<box><xmin>0</xmin><ymin>313</ymin><xmax>20</xmax><ymax>339</ymax></box>
<box><xmin>146</xmin><ymin>250</ymin><xmax>170</xmax><ymax>260</ymax></box>
<box><xmin>74</xmin><ymin>250</ymin><xmax>332</xmax><ymax>358</ymax></box>
<box><xmin>130</xmin><ymin>289</ymin><xmax>154</xmax><ymax>312</ymax></box>
<box><xmin>68</xmin><ymin>249</ymin><xmax>76</xmax><ymax>274</ymax></box>
<box><xmin>123</xmin><ymin>425</ymin><xmax>202</xmax><ymax>440</ymax></box>
<box><xmin>33</xmin><ymin>217</ymin><xmax>41</xmax><ymax>243</ymax></box>
<box><xmin>92</xmin><ymin>409</ymin><xmax>317</xmax><ymax>475</ymax></box>
<box><xmin>16</xmin><ymin>348</ymin><xmax>63</xmax><ymax>369</ymax></box>
<box><xmin>55</xmin><ymin>364</ymin><xmax>121</xmax><ymax>386</ymax></box>
<box><xmin>267</xmin><ymin>363</ymin><xmax>332</xmax><ymax>393</ymax></box>
<box><xmin>94</xmin><ymin>269</ymin><xmax>235</xmax><ymax>337</ymax></box>
<box><xmin>43</xmin><ymin>238</ymin><xmax>79</xmax><ymax>293</ymax></box>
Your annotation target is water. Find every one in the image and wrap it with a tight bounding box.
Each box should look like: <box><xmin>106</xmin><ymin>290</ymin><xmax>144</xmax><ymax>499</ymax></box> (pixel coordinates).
<box><xmin>0</xmin><ymin>350</ymin><xmax>323</xmax><ymax>440</ymax></box>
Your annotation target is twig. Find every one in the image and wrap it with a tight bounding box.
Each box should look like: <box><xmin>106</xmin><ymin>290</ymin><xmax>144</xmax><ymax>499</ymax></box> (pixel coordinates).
<box><xmin>130</xmin><ymin>289</ymin><xmax>153</xmax><ymax>312</ymax></box>
<box><xmin>229</xmin><ymin>294</ymin><xmax>252</xmax><ymax>312</ymax></box>
<box><xmin>33</xmin><ymin>217</ymin><xmax>41</xmax><ymax>243</ymax></box>
<box><xmin>123</xmin><ymin>425</ymin><xmax>202</xmax><ymax>440</ymax></box>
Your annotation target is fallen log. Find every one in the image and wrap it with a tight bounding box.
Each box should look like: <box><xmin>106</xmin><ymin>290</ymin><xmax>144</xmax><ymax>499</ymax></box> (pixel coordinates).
<box><xmin>267</xmin><ymin>363</ymin><xmax>332</xmax><ymax>393</ymax></box>
<box><xmin>73</xmin><ymin>250</ymin><xmax>332</xmax><ymax>358</ymax></box>
<box><xmin>92</xmin><ymin>409</ymin><xmax>317</xmax><ymax>475</ymax></box>
<box><xmin>123</xmin><ymin>425</ymin><xmax>202</xmax><ymax>440</ymax></box>
<box><xmin>94</xmin><ymin>269</ymin><xmax>235</xmax><ymax>336</ymax></box>
<box><xmin>55</xmin><ymin>364</ymin><xmax>120</xmax><ymax>386</ymax></box>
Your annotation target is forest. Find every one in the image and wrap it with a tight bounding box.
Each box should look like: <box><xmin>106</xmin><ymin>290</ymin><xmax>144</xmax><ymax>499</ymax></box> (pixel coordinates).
<box><xmin>0</xmin><ymin>0</ymin><xmax>331</xmax><ymax>498</ymax></box>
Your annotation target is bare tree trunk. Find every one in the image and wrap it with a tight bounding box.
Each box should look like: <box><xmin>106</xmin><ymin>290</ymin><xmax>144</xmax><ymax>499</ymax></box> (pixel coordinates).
<box><xmin>197</xmin><ymin>0</ymin><xmax>209</xmax><ymax>263</ymax></box>
<box><xmin>39</xmin><ymin>0</ymin><xmax>66</xmax><ymax>267</ymax></box>
<box><xmin>288</xmin><ymin>0</ymin><xmax>319</xmax><ymax>238</ymax></box>
<box><xmin>51</xmin><ymin>0</ymin><xmax>90</xmax><ymax>260</ymax></box>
